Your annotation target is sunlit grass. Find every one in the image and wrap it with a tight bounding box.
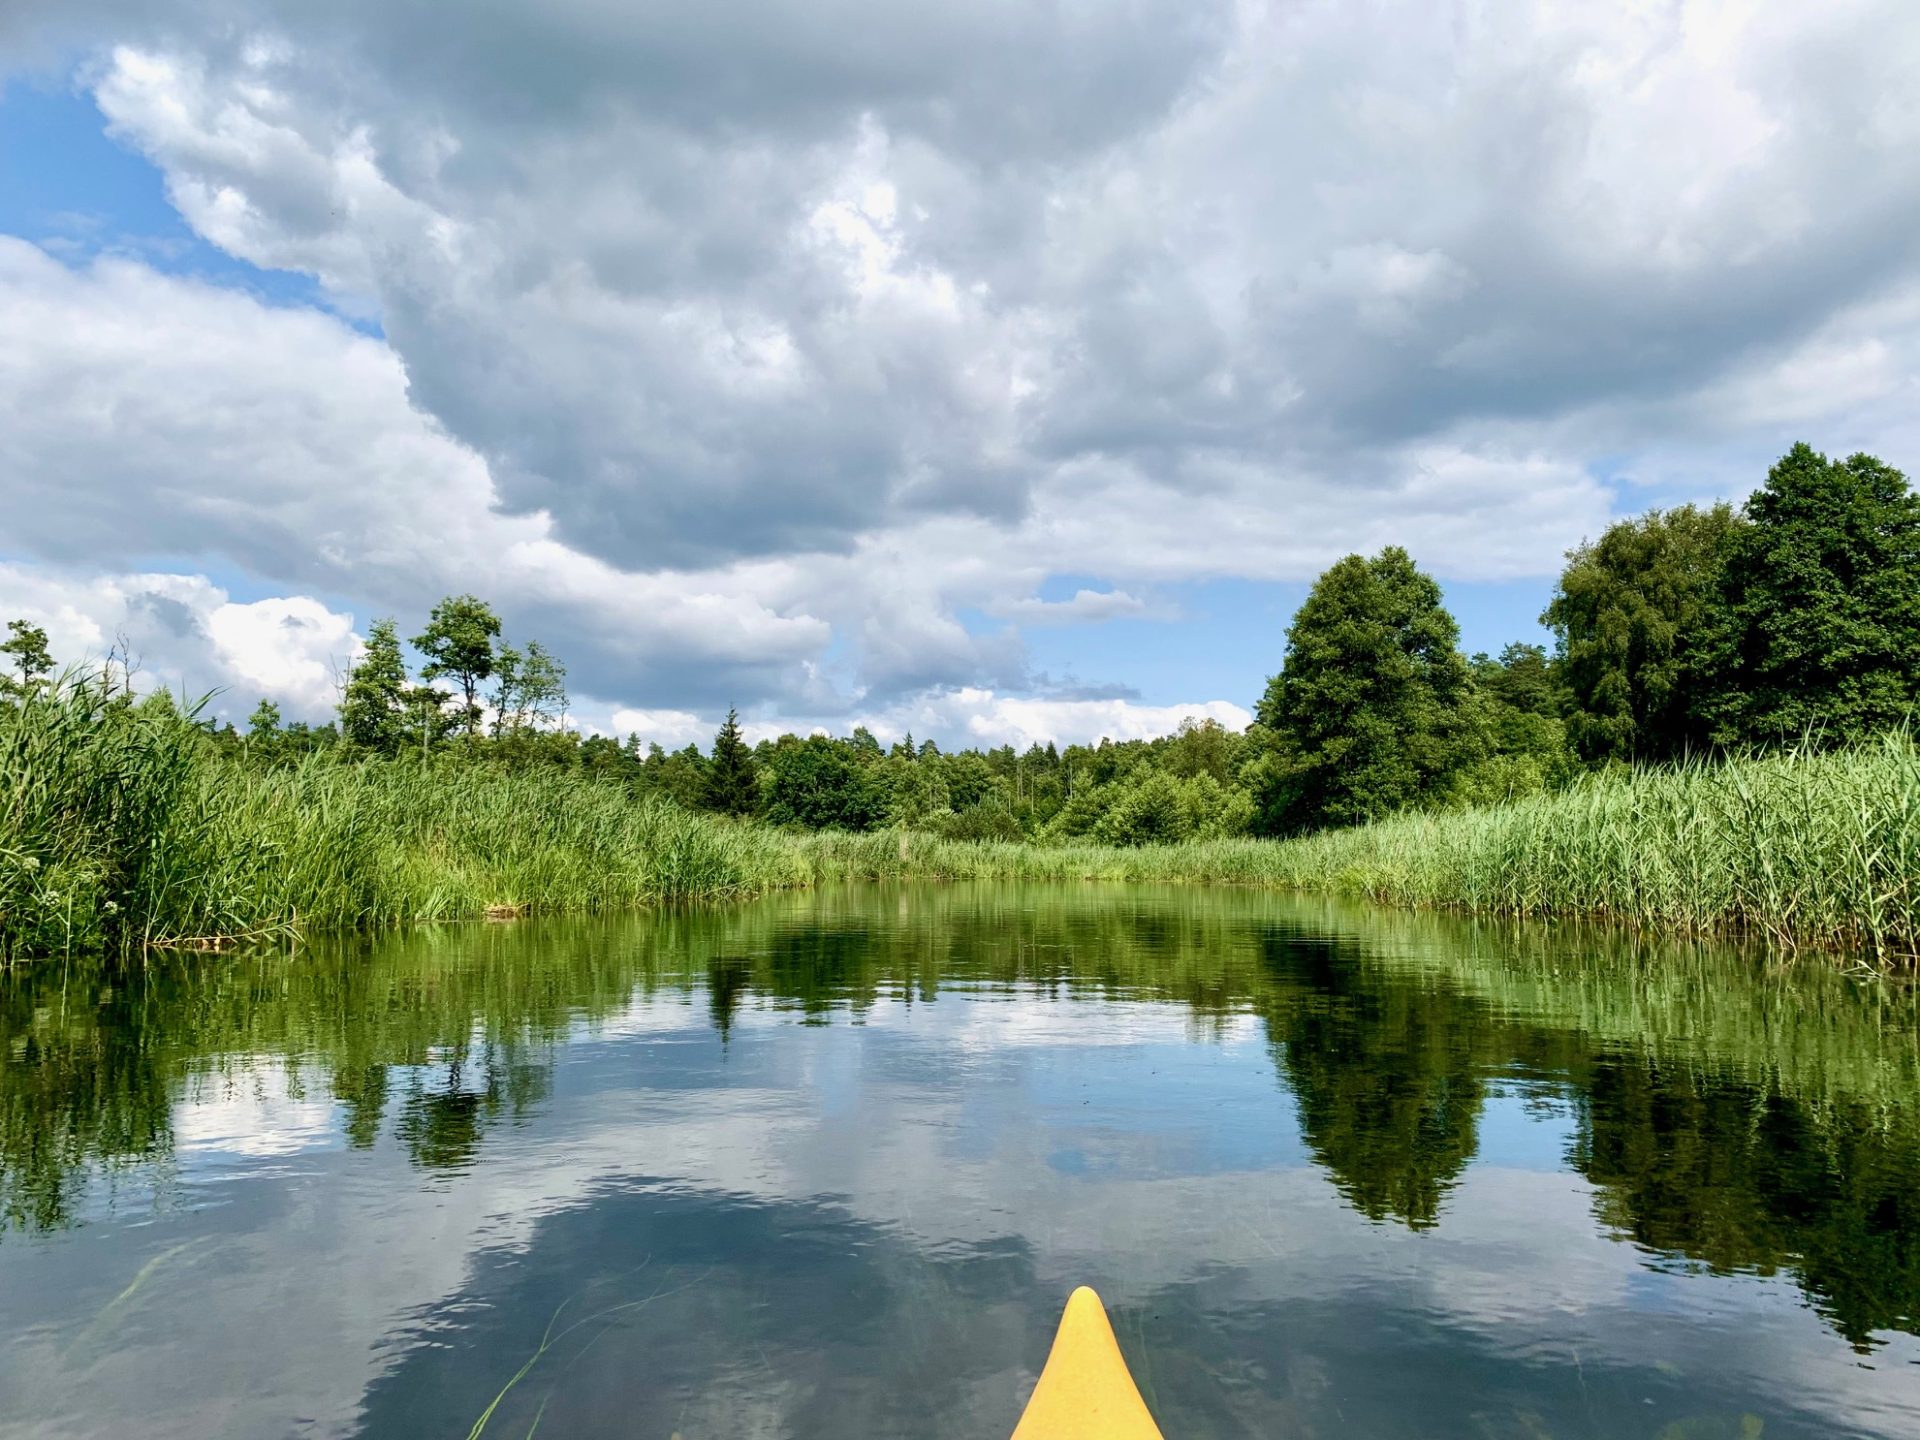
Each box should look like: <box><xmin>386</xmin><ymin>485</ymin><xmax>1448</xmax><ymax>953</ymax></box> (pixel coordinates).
<box><xmin>5</xmin><ymin>673</ymin><xmax>1917</xmax><ymax>965</ymax></box>
<box><xmin>0</xmin><ymin>675</ymin><xmax>811</xmax><ymax>959</ymax></box>
<box><xmin>806</xmin><ymin>732</ymin><xmax>1920</xmax><ymax>965</ymax></box>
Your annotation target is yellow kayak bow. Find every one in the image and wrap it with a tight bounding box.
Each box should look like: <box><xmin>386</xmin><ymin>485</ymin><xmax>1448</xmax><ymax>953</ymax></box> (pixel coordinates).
<box><xmin>1010</xmin><ymin>1287</ymin><xmax>1166</xmax><ymax>1440</ymax></box>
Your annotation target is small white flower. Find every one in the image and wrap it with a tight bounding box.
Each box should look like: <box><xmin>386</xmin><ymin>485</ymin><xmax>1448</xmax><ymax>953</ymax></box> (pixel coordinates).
<box><xmin>21</xmin><ymin>856</ymin><xmax>39</xmax><ymax>871</ymax></box>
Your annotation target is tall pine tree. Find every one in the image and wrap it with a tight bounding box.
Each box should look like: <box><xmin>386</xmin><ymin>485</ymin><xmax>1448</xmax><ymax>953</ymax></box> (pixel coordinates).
<box><xmin>703</xmin><ymin>708</ymin><xmax>759</xmax><ymax>816</ymax></box>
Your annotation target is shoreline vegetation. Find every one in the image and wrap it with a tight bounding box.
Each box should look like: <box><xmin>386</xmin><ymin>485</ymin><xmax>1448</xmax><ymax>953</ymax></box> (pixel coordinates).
<box><xmin>2</xmin><ymin>670</ymin><xmax>1916</xmax><ymax>964</ymax></box>
<box><xmin>4</xmin><ymin>440</ymin><xmax>1919</xmax><ymax>966</ymax></box>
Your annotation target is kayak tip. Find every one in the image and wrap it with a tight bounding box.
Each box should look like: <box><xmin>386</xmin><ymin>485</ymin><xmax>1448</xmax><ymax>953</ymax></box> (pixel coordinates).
<box><xmin>1010</xmin><ymin>1286</ymin><xmax>1166</xmax><ymax>1440</ymax></box>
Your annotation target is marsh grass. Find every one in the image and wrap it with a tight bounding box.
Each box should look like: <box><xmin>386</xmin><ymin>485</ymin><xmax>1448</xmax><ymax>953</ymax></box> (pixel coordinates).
<box><xmin>808</xmin><ymin>732</ymin><xmax>1920</xmax><ymax>964</ymax></box>
<box><xmin>0</xmin><ymin>676</ymin><xmax>811</xmax><ymax>960</ymax></box>
<box><xmin>4</xmin><ymin>674</ymin><xmax>1918</xmax><ymax>964</ymax></box>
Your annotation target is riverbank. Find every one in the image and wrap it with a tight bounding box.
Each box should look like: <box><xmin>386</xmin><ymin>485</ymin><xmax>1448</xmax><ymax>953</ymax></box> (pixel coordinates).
<box><xmin>861</xmin><ymin>730</ymin><xmax>1920</xmax><ymax>964</ymax></box>
<box><xmin>4</xmin><ymin>679</ymin><xmax>1917</xmax><ymax>964</ymax></box>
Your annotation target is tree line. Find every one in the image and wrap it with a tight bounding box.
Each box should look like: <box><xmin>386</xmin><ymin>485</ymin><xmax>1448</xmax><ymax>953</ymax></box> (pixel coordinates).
<box><xmin>5</xmin><ymin>442</ymin><xmax>1916</xmax><ymax>844</ymax></box>
<box><xmin>1253</xmin><ymin>442</ymin><xmax>1920</xmax><ymax>832</ymax></box>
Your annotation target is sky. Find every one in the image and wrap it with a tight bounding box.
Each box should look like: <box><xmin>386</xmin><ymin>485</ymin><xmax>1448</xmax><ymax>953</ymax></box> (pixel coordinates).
<box><xmin>1</xmin><ymin>2</ymin><xmax>1918</xmax><ymax>750</ymax></box>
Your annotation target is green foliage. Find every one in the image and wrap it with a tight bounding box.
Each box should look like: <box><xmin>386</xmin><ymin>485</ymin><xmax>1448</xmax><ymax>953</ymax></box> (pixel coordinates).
<box><xmin>6</xmin><ymin>665</ymin><xmax>1920</xmax><ymax>965</ymax></box>
<box><xmin>491</xmin><ymin>639</ymin><xmax>568</xmax><ymax>735</ymax></box>
<box><xmin>762</xmin><ymin>735</ymin><xmax>888</xmax><ymax>831</ymax></box>
<box><xmin>932</xmin><ymin>798</ymin><xmax>1023</xmax><ymax>842</ymax></box>
<box><xmin>1702</xmin><ymin>444</ymin><xmax>1920</xmax><ymax>745</ymax></box>
<box><xmin>1045</xmin><ymin>768</ymin><xmax>1253</xmax><ymax>846</ymax></box>
<box><xmin>1161</xmin><ymin>716</ymin><xmax>1242</xmax><ymax>782</ymax></box>
<box><xmin>0</xmin><ymin>619</ymin><xmax>54</xmax><ymax>698</ymax></box>
<box><xmin>0</xmin><ymin>674</ymin><xmax>206</xmax><ymax>956</ymax></box>
<box><xmin>340</xmin><ymin>618</ymin><xmax>411</xmax><ymax>754</ymax></box>
<box><xmin>0</xmin><ymin>673</ymin><xmax>821</xmax><ymax>960</ymax></box>
<box><xmin>413</xmin><ymin>594</ymin><xmax>502</xmax><ymax>737</ymax></box>
<box><xmin>1471</xmin><ymin>642</ymin><xmax>1557</xmax><ymax>718</ymax></box>
<box><xmin>1254</xmin><ymin>547</ymin><xmax>1482</xmax><ymax>833</ymax></box>
<box><xmin>637</xmin><ymin>741</ymin><xmax>710</xmax><ymax>809</ymax></box>
<box><xmin>402</xmin><ymin>683</ymin><xmax>458</xmax><ymax>755</ymax></box>
<box><xmin>797</xmin><ymin>730</ymin><xmax>1920</xmax><ymax>964</ymax></box>
<box><xmin>1446</xmin><ymin>644</ymin><xmax>1578</xmax><ymax>806</ymax></box>
<box><xmin>886</xmin><ymin>753</ymin><xmax>952</xmax><ymax>828</ymax></box>
<box><xmin>1545</xmin><ymin>503</ymin><xmax>1746</xmax><ymax>764</ymax></box>
<box><xmin>703</xmin><ymin>709</ymin><xmax>759</xmax><ymax>817</ymax></box>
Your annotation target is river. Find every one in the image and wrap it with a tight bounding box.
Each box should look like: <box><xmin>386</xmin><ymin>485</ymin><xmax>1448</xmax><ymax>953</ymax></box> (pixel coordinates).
<box><xmin>1</xmin><ymin>883</ymin><xmax>1917</xmax><ymax>1438</ymax></box>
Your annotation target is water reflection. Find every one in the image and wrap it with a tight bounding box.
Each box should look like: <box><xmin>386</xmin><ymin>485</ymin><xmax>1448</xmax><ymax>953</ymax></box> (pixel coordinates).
<box><xmin>1</xmin><ymin>885</ymin><xmax>1917</xmax><ymax>1439</ymax></box>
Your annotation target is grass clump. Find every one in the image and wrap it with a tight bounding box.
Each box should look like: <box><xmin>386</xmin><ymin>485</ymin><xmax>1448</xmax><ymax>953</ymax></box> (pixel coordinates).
<box><xmin>0</xmin><ymin>675</ymin><xmax>810</xmax><ymax>960</ymax></box>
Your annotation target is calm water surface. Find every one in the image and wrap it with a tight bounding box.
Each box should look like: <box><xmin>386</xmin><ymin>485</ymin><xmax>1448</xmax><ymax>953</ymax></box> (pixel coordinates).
<box><xmin>2</xmin><ymin>884</ymin><xmax>1919</xmax><ymax>1439</ymax></box>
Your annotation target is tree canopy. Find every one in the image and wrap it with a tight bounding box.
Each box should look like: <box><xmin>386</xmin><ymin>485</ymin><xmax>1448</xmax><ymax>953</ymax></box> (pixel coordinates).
<box><xmin>0</xmin><ymin>620</ymin><xmax>53</xmax><ymax>699</ymax></box>
<box><xmin>13</xmin><ymin>439</ymin><xmax>1916</xmax><ymax>845</ymax></box>
<box><xmin>1544</xmin><ymin>504</ymin><xmax>1744</xmax><ymax>765</ymax></box>
<box><xmin>1253</xmin><ymin>547</ymin><xmax>1482</xmax><ymax>833</ymax></box>
<box><xmin>339</xmin><ymin>618</ymin><xmax>410</xmax><ymax>754</ymax></box>
<box><xmin>762</xmin><ymin>735</ymin><xmax>889</xmax><ymax>831</ymax></box>
<box><xmin>703</xmin><ymin>709</ymin><xmax>759</xmax><ymax>817</ymax></box>
<box><xmin>1702</xmin><ymin>444</ymin><xmax>1920</xmax><ymax>745</ymax></box>
<box><xmin>413</xmin><ymin>595</ymin><xmax>502</xmax><ymax>737</ymax></box>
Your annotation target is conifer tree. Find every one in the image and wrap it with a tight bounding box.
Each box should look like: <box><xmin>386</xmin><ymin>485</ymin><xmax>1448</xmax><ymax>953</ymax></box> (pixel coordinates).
<box><xmin>339</xmin><ymin>618</ymin><xmax>410</xmax><ymax>753</ymax></box>
<box><xmin>703</xmin><ymin>708</ymin><xmax>759</xmax><ymax>816</ymax></box>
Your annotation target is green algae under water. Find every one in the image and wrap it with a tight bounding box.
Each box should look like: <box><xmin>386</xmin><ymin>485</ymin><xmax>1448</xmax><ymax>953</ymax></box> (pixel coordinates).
<box><xmin>2</xmin><ymin>883</ymin><xmax>1919</xmax><ymax>1439</ymax></box>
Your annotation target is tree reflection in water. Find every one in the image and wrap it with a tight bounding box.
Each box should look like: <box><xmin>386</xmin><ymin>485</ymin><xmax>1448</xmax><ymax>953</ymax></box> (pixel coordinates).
<box><xmin>2</xmin><ymin>884</ymin><xmax>1916</xmax><ymax>1348</ymax></box>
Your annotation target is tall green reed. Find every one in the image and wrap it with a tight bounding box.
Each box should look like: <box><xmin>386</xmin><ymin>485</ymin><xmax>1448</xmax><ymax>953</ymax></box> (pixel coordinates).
<box><xmin>807</xmin><ymin>733</ymin><xmax>1920</xmax><ymax>964</ymax></box>
<box><xmin>4</xmin><ymin>671</ymin><xmax>1917</xmax><ymax>965</ymax></box>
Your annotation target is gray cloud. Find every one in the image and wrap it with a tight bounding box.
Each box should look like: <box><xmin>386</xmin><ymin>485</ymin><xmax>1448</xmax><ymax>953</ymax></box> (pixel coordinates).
<box><xmin>3</xmin><ymin>1</ymin><xmax>1920</xmax><ymax>728</ymax></box>
<box><xmin>66</xmin><ymin>0</ymin><xmax>1917</xmax><ymax>575</ymax></box>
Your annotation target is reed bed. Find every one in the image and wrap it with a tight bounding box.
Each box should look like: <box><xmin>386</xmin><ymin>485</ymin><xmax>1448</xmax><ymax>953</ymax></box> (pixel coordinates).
<box><xmin>0</xmin><ymin>678</ymin><xmax>812</xmax><ymax>959</ymax></box>
<box><xmin>5</xmin><ymin>676</ymin><xmax>1918</xmax><ymax>964</ymax></box>
<box><xmin>806</xmin><ymin>731</ymin><xmax>1920</xmax><ymax>965</ymax></box>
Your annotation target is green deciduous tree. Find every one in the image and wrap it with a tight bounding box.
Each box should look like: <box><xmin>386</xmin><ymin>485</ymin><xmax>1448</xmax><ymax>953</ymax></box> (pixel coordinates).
<box><xmin>633</xmin><ymin>741</ymin><xmax>709</xmax><ymax>808</ymax></box>
<box><xmin>1701</xmin><ymin>444</ymin><xmax>1920</xmax><ymax>745</ymax></box>
<box><xmin>703</xmin><ymin>709</ymin><xmax>760</xmax><ymax>817</ymax></box>
<box><xmin>1445</xmin><ymin>644</ymin><xmax>1578</xmax><ymax>805</ymax></box>
<box><xmin>413</xmin><ymin>595</ymin><xmax>501</xmax><ymax>737</ymax></box>
<box><xmin>339</xmin><ymin>619</ymin><xmax>410</xmax><ymax>754</ymax></box>
<box><xmin>1544</xmin><ymin>504</ymin><xmax>1744</xmax><ymax>764</ymax></box>
<box><xmin>402</xmin><ymin>683</ymin><xmax>456</xmax><ymax>757</ymax></box>
<box><xmin>763</xmin><ymin>735</ymin><xmax>888</xmax><ymax>831</ymax></box>
<box><xmin>887</xmin><ymin>753</ymin><xmax>952</xmax><ymax>828</ymax></box>
<box><xmin>0</xmin><ymin>620</ymin><xmax>53</xmax><ymax>699</ymax></box>
<box><xmin>244</xmin><ymin>699</ymin><xmax>282</xmax><ymax>764</ymax></box>
<box><xmin>1162</xmin><ymin>716</ymin><xmax>1241</xmax><ymax>783</ymax></box>
<box><xmin>1252</xmin><ymin>547</ymin><xmax>1481</xmax><ymax>833</ymax></box>
<box><xmin>491</xmin><ymin>639</ymin><xmax>569</xmax><ymax>734</ymax></box>
<box><xmin>1088</xmin><ymin>770</ymin><xmax>1253</xmax><ymax>846</ymax></box>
